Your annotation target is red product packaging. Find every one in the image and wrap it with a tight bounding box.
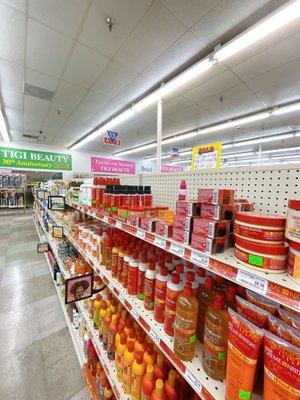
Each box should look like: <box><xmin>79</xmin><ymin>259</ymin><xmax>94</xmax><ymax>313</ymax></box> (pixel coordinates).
<box><xmin>198</xmin><ymin>188</ymin><xmax>234</xmax><ymax>205</ymax></box>
<box><xmin>200</xmin><ymin>204</ymin><xmax>234</xmax><ymax>220</ymax></box>
<box><xmin>191</xmin><ymin>233</ymin><xmax>229</xmax><ymax>254</ymax></box>
<box><xmin>193</xmin><ymin>217</ymin><xmax>229</xmax><ymax>238</ymax></box>
<box><xmin>176</xmin><ymin>200</ymin><xmax>200</xmax><ymax>216</ymax></box>
<box><xmin>155</xmin><ymin>221</ymin><xmax>173</xmax><ymax>238</ymax></box>
<box><xmin>173</xmin><ymin>214</ymin><xmax>193</xmax><ymax>231</ymax></box>
<box><xmin>234</xmin><ymin>202</ymin><xmax>254</xmax><ymax>212</ymax></box>
<box><xmin>129</xmin><ymin>214</ymin><xmax>140</xmax><ymax>227</ymax></box>
<box><xmin>172</xmin><ymin>227</ymin><xmax>190</xmax><ymax>245</ymax></box>
<box><xmin>140</xmin><ymin>217</ymin><xmax>157</xmax><ymax>232</ymax></box>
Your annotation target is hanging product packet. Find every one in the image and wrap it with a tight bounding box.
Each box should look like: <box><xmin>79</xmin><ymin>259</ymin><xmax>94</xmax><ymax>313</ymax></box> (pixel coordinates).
<box><xmin>236</xmin><ymin>296</ymin><xmax>269</xmax><ymax>328</ymax></box>
<box><xmin>267</xmin><ymin>314</ymin><xmax>300</xmax><ymax>348</ymax></box>
<box><xmin>245</xmin><ymin>290</ymin><xmax>279</xmax><ymax>315</ymax></box>
<box><xmin>263</xmin><ymin>331</ymin><xmax>300</xmax><ymax>400</ymax></box>
<box><xmin>278</xmin><ymin>308</ymin><xmax>300</xmax><ymax>330</ymax></box>
<box><xmin>226</xmin><ymin>309</ymin><xmax>264</xmax><ymax>400</ymax></box>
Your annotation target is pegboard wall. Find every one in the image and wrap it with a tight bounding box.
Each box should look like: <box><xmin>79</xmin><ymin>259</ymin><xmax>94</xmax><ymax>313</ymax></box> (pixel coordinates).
<box><xmin>142</xmin><ymin>164</ymin><xmax>300</xmax><ymax>215</ymax></box>
<box><xmin>118</xmin><ymin>174</ymin><xmax>141</xmax><ymax>186</ymax></box>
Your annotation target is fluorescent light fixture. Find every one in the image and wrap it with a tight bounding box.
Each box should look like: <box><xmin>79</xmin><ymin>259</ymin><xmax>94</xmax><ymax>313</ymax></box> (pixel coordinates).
<box><xmin>0</xmin><ymin>108</ymin><xmax>10</xmax><ymax>143</ymax></box>
<box><xmin>101</xmin><ymin>108</ymin><xmax>135</xmax><ymax>131</ymax></box>
<box><xmin>260</xmin><ymin>145</ymin><xmax>300</xmax><ymax>154</ymax></box>
<box><xmin>171</xmin><ymin>159</ymin><xmax>191</xmax><ymax>164</ymax></box>
<box><xmin>221</xmin><ymin>151</ymin><xmax>255</xmax><ymax>159</ymax></box>
<box><xmin>115</xmin><ymin>142</ymin><xmax>156</xmax><ymax>157</ymax></box>
<box><xmin>231</xmin><ymin>133</ymin><xmax>294</xmax><ymax>147</ymax></box>
<box><xmin>272</xmin><ymin>102</ymin><xmax>300</xmax><ymax>115</ymax></box>
<box><xmin>270</xmin><ymin>154</ymin><xmax>300</xmax><ymax>160</ymax></box>
<box><xmin>162</xmin><ymin>131</ymin><xmax>198</xmax><ymax>145</ymax></box>
<box><xmin>215</xmin><ymin>0</ymin><xmax>300</xmax><ymax>62</ymax></box>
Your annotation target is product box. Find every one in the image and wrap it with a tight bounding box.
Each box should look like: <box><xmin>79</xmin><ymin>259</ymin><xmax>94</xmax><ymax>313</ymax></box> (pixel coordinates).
<box><xmin>198</xmin><ymin>188</ymin><xmax>234</xmax><ymax>205</ymax></box>
<box><xmin>234</xmin><ymin>202</ymin><xmax>254</xmax><ymax>212</ymax></box>
<box><xmin>193</xmin><ymin>217</ymin><xmax>230</xmax><ymax>238</ymax></box>
<box><xmin>176</xmin><ymin>200</ymin><xmax>200</xmax><ymax>216</ymax></box>
<box><xmin>191</xmin><ymin>234</ymin><xmax>229</xmax><ymax>254</ymax></box>
<box><xmin>129</xmin><ymin>214</ymin><xmax>140</xmax><ymax>227</ymax></box>
<box><xmin>173</xmin><ymin>215</ymin><xmax>193</xmax><ymax>231</ymax></box>
<box><xmin>155</xmin><ymin>221</ymin><xmax>173</xmax><ymax>238</ymax></box>
<box><xmin>200</xmin><ymin>204</ymin><xmax>234</xmax><ymax>220</ymax></box>
<box><xmin>140</xmin><ymin>217</ymin><xmax>159</xmax><ymax>232</ymax></box>
<box><xmin>172</xmin><ymin>227</ymin><xmax>190</xmax><ymax>245</ymax></box>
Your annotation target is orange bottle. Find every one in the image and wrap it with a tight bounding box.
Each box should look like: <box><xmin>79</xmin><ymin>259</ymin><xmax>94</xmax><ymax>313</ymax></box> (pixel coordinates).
<box><xmin>115</xmin><ymin>325</ymin><xmax>124</xmax><ymax>348</ymax></box>
<box><xmin>197</xmin><ymin>276</ymin><xmax>215</xmax><ymax>342</ymax></box>
<box><xmin>107</xmin><ymin>314</ymin><xmax>118</xmax><ymax>360</ymax></box>
<box><xmin>93</xmin><ymin>294</ymin><xmax>102</xmax><ymax>328</ymax></box>
<box><xmin>127</xmin><ymin>328</ymin><xmax>137</xmax><ymax>344</ymax></box>
<box><xmin>102</xmin><ymin>310</ymin><xmax>112</xmax><ymax>350</ymax></box>
<box><xmin>151</xmin><ymin>379</ymin><xmax>166</xmax><ymax>400</ymax></box>
<box><xmin>226</xmin><ymin>284</ymin><xmax>237</xmax><ymax>310</ymax></box>
<box><xmin>131</xmin><ymin>351</ymin><xmax>146</xmax><ymax>400</ymax></box>
<box><xmin>99</xmin><ymin>371</ymin><xmax>108</xmax><ymax>399</ymax></box>
<box><xmin>202</xmin><ymin>293</ymin><xmax>228</xmax><ymax>380</ymax></box>
<box><xmin>174</xmin><ymin>282</ymin><xmax>198</xmax><ymax>361</ymax></box>
<box><xmin>141</xmin><ymin>364</ymin><xmax>155</xmax><ymax>400</ymax></box>
<box><xmin>154</xmin><ymin>267</ymin><xmax>170</xmax><ymax>324</ymax></box>
<box><xmin>124</xmin><ymin>317</ymin><xmax>133</xmax><ymax>336</ymax></box>
<box><xmin>164</xmin><ymin>370</ymin><xmax>178</xmax><ymax>400</ymax></box>
<box><xmin>123</xmin><ymin>340</ymin><xmax>135</xmax><ymax>394</ymax></box>
<box><xmin>99</xmin><ymin>301</ymin><xmax>108</xmax><ymax>341</ymax></box>
<box><xmin>154</xmin><ymin>353</ymin><xmax>168</xmax><ymax>381</ymax></box>
<box><xmin>115</xmin><ymin>333</ymin><xmax>127</xmax><ymax>382</ymax></box>
<box><xmin>134</xmin><ymin>334</ymin><xmax>146</xmax><ymax>355</ymax></box>
<box><xmin>143</xmin><ymin>343</ymin><xmax>157</xmax><ymax>366</ymax></box>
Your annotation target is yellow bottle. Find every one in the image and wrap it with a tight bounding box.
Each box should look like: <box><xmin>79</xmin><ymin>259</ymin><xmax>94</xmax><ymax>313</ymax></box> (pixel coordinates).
<box><xmin>93</xmin><ymin>294</ymin><xmax>102</xmax><ymax>328</ymax></box>
<box><xmin>123</xmin><ymin>340</ymin><xmax>135</xmax><ymax>394</ymax></box>
<box><xmin>151</xmin><ymin>379</ymin><xmax>165</xmax><ymax>400</ymax></box>
<box><xmin>131</xmin><ymin>351</ymin><xmax>146</xmax><ymax>400</ymax></box>
<box><xmin>134</xmin><ymin>334</ymin><xmax>146</xmax><ymax>355</ymax></box>
<box><xmin>115</xmin><ymin>333</ymin><xmax>127</xmax><ymax>382</ymax></box>
<box><xmin>98</xmin><ymin>301</ymin><xmax>108</xmax><ymax>340</ymax></box>
<box><xmin>143</xmin><ymin>343</ymin><xmax>157</xmax><ymax>365</ymax></box>
<box><xmin>109</xmin><ymin>298</ymin><xmax>118</xmax><ymax>314</ymax></box>
<box><xmin>104</xmin><ymin>384</ymin><xmax>114</xmax><ymax>399</ymax></box>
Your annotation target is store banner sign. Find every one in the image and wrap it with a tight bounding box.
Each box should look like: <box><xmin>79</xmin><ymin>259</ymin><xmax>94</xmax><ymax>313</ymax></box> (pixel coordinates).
<box><xmin>103</xmin><ymin>130</ymin><xmax>121</xmax><ymax>146</ymax></box>
<box><xmin>0</xmin><ymin>147</ymin><xmax>72</xmax><ymax>171</ymax></box>
<box><xmin>161</xmin><ymin>164</ymin><xmax>184</xmax><ymax>172</ymax></box>
<box><xmin>91</xmin><ymin>156</ymin><xmax>136</xmax><ymax>174</ymax></box>
<box><xmin>171</xmin><ymin>147</ymin><xmax>179</xmax><ymax>158</ymax></box>
<box><xmin>191</xmin><ymin>142</ymin><xmax>222</xmax><ymax>171</ymax></box>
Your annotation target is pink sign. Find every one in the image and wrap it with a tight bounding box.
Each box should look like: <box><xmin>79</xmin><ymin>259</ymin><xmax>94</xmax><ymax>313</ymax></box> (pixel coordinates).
<box><xmin>91</xmin><ymin>156</ymin><xmax>136</xmax><ymax>175</ymax></box>
<box><xmin>161</xmin><ymin>164</ymin><xmax>184</xmax><ymax>173</ymax></box>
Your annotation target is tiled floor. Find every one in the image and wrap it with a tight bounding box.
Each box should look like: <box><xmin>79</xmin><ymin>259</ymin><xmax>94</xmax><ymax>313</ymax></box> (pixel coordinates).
<box><xmin>0</xmin><ymin>212</ymin><xmax>89</xmax><ymax>400</ymax></box>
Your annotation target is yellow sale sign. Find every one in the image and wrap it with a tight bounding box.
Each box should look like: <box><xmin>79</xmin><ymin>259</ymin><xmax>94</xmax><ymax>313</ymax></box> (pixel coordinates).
<box><xmin>191</xmin><ymin>142</ymin><xmax>222</xmax><ymax>171</ymax></box>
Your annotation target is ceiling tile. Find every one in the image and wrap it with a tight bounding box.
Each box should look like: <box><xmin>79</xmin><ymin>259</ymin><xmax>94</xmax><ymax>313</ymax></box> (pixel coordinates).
<box><xmin>28</xmin><ymin>0</ymin><xmax>89</xmax><ymax>38</ymax></box>
<box><xmin>0</xmin><ymin>3</ymin><xmax>26</xmax><ymax>64</ymax></box>
<box><xmin>26</xmin><ymin>19</ymin><xmax>73</xmax><ymax>78</ymax></box>
<box><xmin>24</xmin><ymin>94</ymin><xmax>50</xmax><ymax>119</ymax></box>
<box><xmin>184</xmin><ymin>70</ymin><xmax>241</xmax><ymax>104</ymax></box>
<box><xmin>76</xmin><ymin>91</ymin><xmax>110</xmax><ymax>114</ymax></box>
<box><xmin>113</xmin><ymin>1</ymin><xmax>187</xmax><ymax>72</ymax></box>
<box><xmin>25</xmin><ymin>68</ymin><xmax>59</xmax><ymax>91</ymax></box>
<box><xmin>6</xmin><ymin>108</ymin><xmax>23</xmax><ymax>130</ymax></box>
<box><xmin>161</xmin><ymin>0</ymin><xmax>221</xmax><ymax>28</ymax></box>
<box><xmin>46</xmin><ymin>102</ymin><xmax>75</xmax><ymax>123</ymax></box>
<box><xmin>0</xmin><ymin>0</ymin><xmax>26</xmax><ymax>13</ymax></box>
<box><xmin>255</xmin><ymin>77</ymin><xmax>300</xmax><ymax>107</ymax></box>
<box><xmin>63</xmin><ymin>44</ymin><xmax>109</xmax><ymax>89</ymax></box>
<box><xmin>79</xmin><ymin>0</ymin><xmax>153</xmax><ymax>58</ymax></box>
<box><xmin>67</xmin><ymin>107</ymin><xmax>95</xmax><ymax>126</ymax></box>
<box><xmin>53</xmin><ymin>81</ymin><xmax>87</xmax><ymax>107</ymax></box>
<box><xmin>23</xmin><ymin>112</ymin><xmax>45</xmax><ymax>130</ymax></box>
<box><xmin>1</xmin><ymin>89</ymin><xmax>23</xmax><ymax>110</ymax></box>
<box><xmin>91</xmin><ymin>60</ymin><xmax>136</xmax><ymax>97</ymax></box>
<box><xmin>0</xmin><ymin>59</ymin><xmax>24</xmax><ymax>93</ymax></box>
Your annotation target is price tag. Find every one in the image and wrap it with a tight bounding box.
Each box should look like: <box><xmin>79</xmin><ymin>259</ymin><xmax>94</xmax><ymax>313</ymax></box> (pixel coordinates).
<box><xmin>91</xmin><ymin>211</ymin><xmax>96</xmax><ymax>218</ymax></box>
<box><xmin>115</xmin><ymin>221</ymin><xmax>122</xmax><ymax>229</ymax></box>
<box><xmin>131</xmin><ymin>309</ymin><xmax>139</xmax><ymax>321</ymax></box>
<box><xmin>170</xmin><ymin>242</ymin><xmax>185</xmax><ymax>257</ymax></box>
<box><xmin>190</xmin><ymin>251</ymin><xmax>209</xmax><ymax>268</ymax></box>
<box><xmin>154</xmin><ymin>236</ymin><xmax>166</xmax><ymax>249</ymax></box>
<box><xmin>185</xmin><ymin>369</ymin><xmax>202</xmax><ymax>393</ymax></box>
<box><xmin>149</xmin><ymin>329</ymin><xmax>160</xmax><ymax>345</ymax></box>
<box><xmin>98</xmin><ymin>352</ymin><xmax>104</xmax><ymax>365</ymax></box>
<box><xmin>236</xmin><ymin>270</ymin><xmax>268</xmax><ymax>294</ymax></box>
<box><xmin>119</xmin><ymin>293</ymin><xmax>125</xmax><ymax>304</ymax></box>
<box><xmin>103</xmin><ymin>215</ymin><xmax>108</xmax><ymax>223</ymax></box>
<box><xmin>108</xmin><ymin>282</ymin><xmax>114</xmax><ymax>292</ymax></box>
<box><xmin>137</xmin><ymin>229</ymin><xmax>146</xmax><ymax>239</ymax></box>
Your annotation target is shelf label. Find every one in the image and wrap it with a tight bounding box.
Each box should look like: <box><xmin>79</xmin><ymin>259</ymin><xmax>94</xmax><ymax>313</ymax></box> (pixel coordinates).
<box><xmin>115</xmin><ymin>220</ymin><xmax>122</xmax><ymax>229</ymax></box>
<box><xmin>137</xmin><ymin>229</ymin><xmax>146</xmax><ymax>239</ymax></box>
<box><xmin>103</xmin><ymin>215</ymin><xmax>108</xmax><ymax>223</ymax></box>
<box><xmin>170</xmin><ymin>242</ymin><xmax>185</xmax><ymax>257</ymax></box>
<box><xmin>131</xmin><ymin>309</ymin><xmax>139</xmax><ymax>321</ymax></box>
<box><xmin>236</xmin><ymin>270</ymin><xmax>268</xmax><ymax>294</ymax></box>
<box><xmin>108</xmin><ymin>282</ymin><xmax>114</xmax><ymax>292</ymax></box>
<box><xmin>149</xmin><ymin>329</ymin><xmax>160</xmax><ymax>345</ymax></box>
<box><xmin>154</xmin><ymin>236</ymin><xmax>166</xmax><ymax>249</ymax></box>
<box><xmin>190</xmin><ymin>251</ymin><xmax>209</xmax><ymax>268</ymax></box>
<box><xmin>91</xmin><ymin>211</ymin><xmax>96</xmax><ymax>218</ymax></box>
<box><xmin>185</xmin><ymin>369</ymin><xmax>202</xmax><ymax>393</ymax></box>
<box><xmin>119</xmin><ymin>293</ymin><xmax>125</xmax><ymax>304</ymax></box>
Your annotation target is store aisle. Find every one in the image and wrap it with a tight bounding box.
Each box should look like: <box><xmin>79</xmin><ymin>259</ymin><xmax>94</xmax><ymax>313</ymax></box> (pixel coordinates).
<box><xmin>0</xmin><ymin>212</ymin><xmax>89</xmax><ymax>400</ymax></box>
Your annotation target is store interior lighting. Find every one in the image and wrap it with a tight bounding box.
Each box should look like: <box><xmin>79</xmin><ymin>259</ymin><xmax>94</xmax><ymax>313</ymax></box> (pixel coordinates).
<box><xmin>0</xmin><ymin>107</ymin><xmax>10</xmax><ymax>143</ymax></box>
<box><xmin>70</xmin><ymin>0</ymin><xmax>300</xmax><ymax>152</ymax></box>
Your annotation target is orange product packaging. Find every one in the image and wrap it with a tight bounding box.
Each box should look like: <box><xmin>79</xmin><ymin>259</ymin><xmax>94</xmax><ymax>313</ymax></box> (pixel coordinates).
<box><xmin>154</xmin><ymin>267</ymin><xmax>170</xmax><ymax>324</ymax></box>
<box><xmin>131</xmin><ymin>351</ymin><xmax>146</xmax><ymax>400</ymax></box>
<box><xmin>123</xmin><ymin>340</ymin><xmax>135</xmax><ymax>394</ymax></box>
<box><xmin>236</xmin><ymin>296</ymin><xmax>269</xmax><ymax>328</ymax></box>
<box><xmin>226</xmin><ymin>309</ymin><xmax>264</xmax><ymax>400</ymax></box>
<box><xmin>267</xmin><ymin>314</ymin><xmax>300</xmax><ymax>348</ymax></box>
<box><xmin>278</xmin><ymin>307</ymin><xmax>300</xmax><ymax>330</ymax></box>
<box><xmin>115</xmin><ymin>333</ymin><xmax>127</xmax><ymax>382</ymax></box>
<box><xmin>164</xmin><ymin>273</ymin><xmax>184</xmax><ymax>337</ymax></box>
<box><xmin>263</xmin><ymin>331</ymin><xmax>300</xmax><ymax>400</ymax></box>
<box><xmin>164</xmin><ymin>370</ymin><xmax>178</xmax><ymax>400</ymax></box>
<box><xmin>245</xmin><ymin>290</ymin><xmax>279</xmax><ymax>315</ymax></box>
<box><xmin>141</xmin><ymin>364</ymin><xmax>155</xmax><ymax>400</ymax></box>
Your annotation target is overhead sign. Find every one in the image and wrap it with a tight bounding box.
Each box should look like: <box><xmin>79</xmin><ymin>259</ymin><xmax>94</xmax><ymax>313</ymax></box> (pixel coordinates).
<box><xmin>103</xmin><ymin>130</ymin><xmax>121</xmax><ymax>146</ymax></box>
<box><xmin>91</xmin><ymin>156</ymin><xmax>136</xmax><ymax>175</ymax></box>
<box><xmin>161</xmin><ymin>164</ymin><xmax>184</xmax><ymax>173</ymax></box>
<box><xmin>191</xmin><ymin>142</ymin><xmax>222</xmax><ymax>171</ymax></box>
<box><xmin>0</xmin><ymin>147</ymin><xmax>72</xmax><ymax>171</ymax></box>
<box><xmin>171</xmin><ymin>147</ymin><xmax>179</xmax><ymax>158</ymax></box>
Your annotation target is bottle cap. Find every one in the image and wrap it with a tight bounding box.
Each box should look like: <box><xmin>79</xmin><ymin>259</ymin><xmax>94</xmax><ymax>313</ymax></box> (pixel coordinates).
<box><xmin>186</xmin><ymin>271</ymin><xmax>195</xmax><ymax>282</ymax></box>
<box><xmin>146</xmin><ymin>343</ymin><xmax>154</xmax><ymax>355</ymax></box>
<box><xmin>120</xmin><ymin>333</ymin><xmax>127</xmax><ymax>345</ymax></box>
<box><xmin>214</xmin><ymin>293</ymin><xmax>225</xmax><ymax>310</ymax></box>
<box><xmin>158</xmin><ymin>258</ymin><xmax>165</xmax><ymax>268</ymax></box>
<box><xmin>132</xmin><ymin>251</ymin><xmax>138</xmax><ymax>260</ymax></box>
<box><xmin>197</xmin><ymin>268</ymin><xmax>206</xmax><ymax>277</ymax></box>
<box><xmin>148</xmin><ymin>261</ymin><xmax>155</xmax><ymax>270</ymax></box>
<box><xmin>160</xmin><ymin>267</ymin><xmax>168</xmax><ymax>276</ymax></box>
<box><xmin>185</xmin><ymin>261</ymin><xmax>194</xmax><ymax>270</ymax></box>
<box><xmin>127</xmin><ymin>341</ymin><xmax>134</xmax><ymax>352</ymax></box>
<box><xmin>141</xmin><ymin>253</ymin><xmax>148</xmax><ymax>263</ymax></box>
<box><xmin>171</xmin><ymin>273</ymin><xmax>180</xmax><ymax>284</ymax></box>
<box><xmin>128</xmin><ymin>328</ymin><xmax>136</xmax><ymax>339</ymax></box>
<box><xmin>183</xmin><ymin>282</ymin><xmax>193</xmax><ymax>297</ymax></box>
<box><xmin>205</xmin><ymin>276</ymin><xmax>214</xmax><ymax>290</ymax></box>
<box><xmin>136</xmin><ymin>351</ymin><xmax>143</xmax><ymax>364</ymax></box>
<box><xmin>166</xmin><ymin>254</ymin><xmax>172</xmax><ymax>263</ymax></box>
<box><xmin>102</xmin><ymin>302</ymin><xmax>108</xmax><ymax>310</ymax></box>
<box><xmin>176</xmin><ymin>264</ymin><xmax>184</xmax><ymax>274</ymax></box>
<box><xmin>95</xmin><ymin>294</ymin><xmax>101</xmax><ymax>301</ymax></box>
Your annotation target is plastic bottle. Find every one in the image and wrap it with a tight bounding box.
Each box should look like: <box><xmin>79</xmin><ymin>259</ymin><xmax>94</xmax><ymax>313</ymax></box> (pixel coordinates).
<box><xmin>144</xmin><ymin>261</ymin><xmax>157</xmax><ymax>311</ymax></box>
<box><xmin>131</xmin><ymin>351</ymin><xmax>146</xmax><ymax>400</ymax></box>
<box><xmin>134</xmin><ymin>334</ymin><xmax>146</xmax><ymax>355</ymax></box>
<box><xmin>105</xmin><ymin>235</ymin><xmax>114</xmax><ymax>271</ymax></box>
<box><xmin>196</xmin><ymin>276</ymin><xmax>215</xmax><ymax>342</ymax></box>
<box><xmin>104</xmin><ymin>384</ymin><xmax>114</xmax><ymax>400</ymax></box>
<box><xmin>123</xmin><ymin>246</ymin><xmax>133</xmax><ymax>289</ymax></box>
<box><xmin>164</xmin><ymin>273</ymin><xmax>184</xmax><ymax>337</ymax></box>
<box><xmin>138</xmin><ymin>253</ymin><xmax>148</xmax><ymax>300</ymax></box>
<box><xmin>214</xmin><ymin>275</ymin><xmax>226</xmax><ymax>292</ymax></box>
<box><xmin>123</xmin><ymin>340</ymin><xmax>135</xmax><ymax>394</ymax></box>
<box><xmin>99</xmin><ymin>371</ymin><xmax>108</xmax><ymax>400</ymax></box>
<box><xmin>174</xmin><ymin>282</ymin><xmax>198</xmax><ymax>361</ymax></box>
<box><xmin>128</xmin><ymin>251</ymin><xmax>139</xmax><ymax>296</ymax></box>
<box><xmin>111</xmin><ymin>240</ymin><xmax>120</xmax><ymax>278</ymax></box>
<box><xmin>116</xmin><ymin>333</ymin><xmax>127</xmax><ymax>382</ymax></box>
<box><xmin>141</xmin><ymin>364</ymin><xmax>155</xmax><ymax>400</ymax></box>
<box><xmin>127</xmin><ymin>328</ymin><xmax>137</xmax><ymax>344</ymax></box>
<box><xmin>178</xmin><ymin>180</ymin><xmax>187</xmax><ymax>201</ymax></box>
<box><xmin>175</xmin><ymin>264</ymin><xmax>185</xmax><ymax>281</ymax></box>
<box><xmin>117</xmin><ymin>244</ymin><xmax>126</xmax><ymax>282</ymax></box>
<box><xmin>107</xmin><ymin>313</ymin><xmax>118</xmax><ymax>360</ymax></box>
<box><xmin>102</xmin><ymin>310</ymin><xmax>112</xmax><ymax>350</ymax></box>
<box><xmin>96</xmin><ymin>362</ymin><xmax>103</xmax><ymax>394</ymax></box>
<box><xmin>186</xmin><ymin>271</ymin><xmax>199</xmax><ymax>298</ymax></box>
<box><xmin>144</xmin><ymin>186</ymin><xmax>153</xmax><ymax>207</ymax></box>
<box><xmin>154</xmin><ymin>267</ymin><xmax>170</xmax><ymax>324</ymax></box>
<box><xmin>124</xmin><ymin>317</ymin><xmax>133</xmax><ymax>337</ymax></box>
<box><xmin>178</xmin><ymin>374</ymin><xmax>193</xmax><ymax>400</ymax></box>
<box><xmin>226</xmin><ymin>284</ymin><xmax>237</xmax><ymax>310</ymax></box>
<box><xmin>154</xmin><ymin>353</ymin><xmax>168</xmax><ymax>381</ymax></box>
<box><xmin>143</xmin><ymin>343</ymin><xmax>157</xmax><ymax>366</ymax></box>
<box><xmin>83</xmin><ymin>330</ymin><xmax>89</xmax><ymax>357</ymax></box>
<box><xmin>98</xmin><ymin>301</ymin><xmax>108</xmax><ymax>341</ymax></box>
<box><xmin>151</xmin><ymin>379</ymin><xmax>166</xmax><ymax>400</ymax></box>
<box><xmin>202</xmin><ymin>293</ymin><xmax>228</xmax><ymax>380</ymax></box>
<box><xmin>195</xmin><ymin>268</ymin><xmax>206</xmax><ymax>287</ymax></box>
<box><xmin>115</xmin><ymin>325</ymin><xmax>124</xmax><ymax>348</ymax></box>
<box><xmin>165</xmin><ymin>254</ymin><xmax>175</xmax><ymax>273</ymax></box>
<box><xmin>164</xmin><ymin>370</ymin><xmax>178</xmax><ymax>400</ymax></box>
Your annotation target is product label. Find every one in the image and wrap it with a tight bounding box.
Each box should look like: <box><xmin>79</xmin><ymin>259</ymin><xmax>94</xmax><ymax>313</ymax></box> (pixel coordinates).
<box><xmin>234</xmin><ymin>223</ymin><xmax>284</xmax><ymax>242</ymax></box>
<box><xmin>137</xmin><ymin>229</ymin><xmax>146</xmax><ymax>239</ymax></box>
<box><xmin>185</xmin><ymin>369</ymin><xmax>202</xmax><ymax>392</ymax></box>
<box><xmin>115</xmin><ymin>220</ymin><xmax>122</xmax><ymax>229</ymax></box>
<box><xmin>154</xmin><ymin>282</ymin><xmax>167</xmax><ymax>323</ymax></box>
<box><xmin>144</xmin><ymin>277</ymin><xmax>155</xmax><ymax>310</ymax></box>
<box><xmin>170</xmin><ymin>242</ymin><xmax>185</xmax><ymax>257</ymax></box>
<box><xmin>190</xmin><ymin>250</ymin><xmax>209</xmax><ymax>267</ymax></box>
<box><xmin>154</xmin><ymin>236</ymin><xmax>166</xmax><ymax>249</ymax></box>
<box><xmin>236</xmin><ymin>270</ymin><xmax>268</xmax><ymax>294</ymax></box>
<box><xmin>248</xmin><ymin>253</ymin><xmax>263</xmax><ymax>267</ymax></box>
<box><xmin>149</xmin><ymin>329</ymin><xmax>160</xmax><ymax>345</ymax></box>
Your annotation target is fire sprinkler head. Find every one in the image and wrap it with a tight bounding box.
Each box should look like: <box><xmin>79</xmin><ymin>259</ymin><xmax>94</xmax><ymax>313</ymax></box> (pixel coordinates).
<box><xmin>106</xmin><ymin>17</ymin><xmax>114</xmax><ymax>31</ymax></box>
